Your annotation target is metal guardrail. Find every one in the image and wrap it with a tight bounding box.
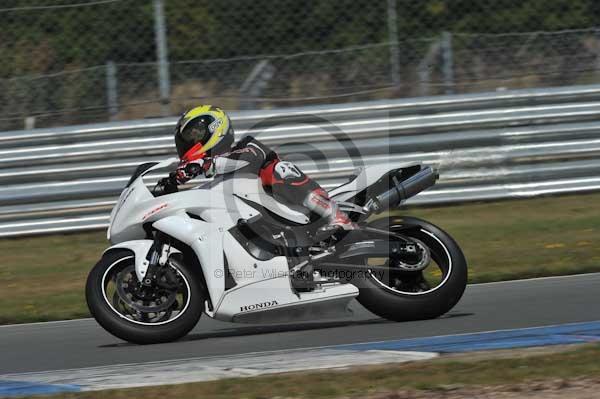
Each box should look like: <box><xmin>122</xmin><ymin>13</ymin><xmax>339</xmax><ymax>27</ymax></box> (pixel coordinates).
<box><xmin>3</xmin><ymin>84</ymin><xmax>600</xmax><ymax>237</ymax></box>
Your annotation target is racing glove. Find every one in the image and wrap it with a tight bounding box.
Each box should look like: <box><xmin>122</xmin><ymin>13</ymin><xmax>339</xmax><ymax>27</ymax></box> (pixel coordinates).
<box><xmin>175</xmin><ymin>158</ymin><xmax>216</xmax><ymax>184</ymax></box>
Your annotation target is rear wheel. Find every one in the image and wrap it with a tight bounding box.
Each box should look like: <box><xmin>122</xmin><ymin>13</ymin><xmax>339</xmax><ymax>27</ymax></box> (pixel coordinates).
<box><xmin>86</xmin><ymin>249</ymin><xmax>203</xmax><ymax>344</ymax></box>
<box><xmin>353</xmin><ymin>216</ymin><xmax>467</xmax><ymax>321</ymax></box>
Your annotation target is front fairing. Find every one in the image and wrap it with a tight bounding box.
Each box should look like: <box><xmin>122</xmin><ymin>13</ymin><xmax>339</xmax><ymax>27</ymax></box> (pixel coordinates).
<box><xmin>108</xmin><ymin>178</ymin><xmax>155</xmax><ymax>243</ymax></box>
<box><xmin>107</xmin><ymin>158</ymin><xmax>178</xmax><ymax>243</ymax></box>
<box><xmin>106</xmin><ymin>158</ymin><xmax>257</xmax><ymax>244</ymax></box>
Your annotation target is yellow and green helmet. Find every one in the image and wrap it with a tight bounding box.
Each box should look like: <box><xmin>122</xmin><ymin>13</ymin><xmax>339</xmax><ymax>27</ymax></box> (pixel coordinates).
<box><xmin>174</xmin><ymin>105</ymin><xmax>234</xmax><ymax>161</ymax></box>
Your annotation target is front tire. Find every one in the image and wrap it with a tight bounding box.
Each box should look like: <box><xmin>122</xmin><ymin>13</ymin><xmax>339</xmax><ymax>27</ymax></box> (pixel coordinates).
<box><xmin>86</xmin><ymin>249</ymin><xmax>203</xmax><ymax>344</ymax></box>
<box><xmin>354</xmin><ymin>216</ymin><xmax>467</xmax><ymax>321</ymax></box>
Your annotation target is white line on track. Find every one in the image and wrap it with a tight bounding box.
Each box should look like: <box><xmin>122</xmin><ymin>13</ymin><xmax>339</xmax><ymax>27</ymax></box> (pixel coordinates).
<box><xmin>0</xmin><ymin>318</ymin><xmax>93</xmax><ymax>329</ymax></box>
<box><xmin>472</xmin><ymin>272</ymin><xmax>600</xmax><ymax>286</ymax></box>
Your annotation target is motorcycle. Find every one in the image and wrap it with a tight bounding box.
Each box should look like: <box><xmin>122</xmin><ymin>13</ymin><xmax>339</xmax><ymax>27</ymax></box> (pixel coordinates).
<box><xmin>86</xmin><ymin>159</ymin><xmax>467</xmax><ymax>344</ymax></box>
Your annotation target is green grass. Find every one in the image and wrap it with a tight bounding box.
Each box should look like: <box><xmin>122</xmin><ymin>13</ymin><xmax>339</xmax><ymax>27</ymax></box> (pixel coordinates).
<box><xmin>0</xmin><ymin>232</ymin><xmax>106</xmax><ymax>324</ymax></box>
<box><xmin>29</xmin><ymin>344</ymin><xmax>600</xmax><ymax>399</ymax></box>
<box><xmin>1</xmin><ymin>192</ymin><xmax>600</xmax><ymax>324</ymax></box>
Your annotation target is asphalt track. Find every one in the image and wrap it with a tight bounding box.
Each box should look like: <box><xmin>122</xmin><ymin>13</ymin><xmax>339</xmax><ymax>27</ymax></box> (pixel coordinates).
<box><xmin>1</xmin><ymin>273</ymin><xmax>599</xmax><ymax>375</ymax></box>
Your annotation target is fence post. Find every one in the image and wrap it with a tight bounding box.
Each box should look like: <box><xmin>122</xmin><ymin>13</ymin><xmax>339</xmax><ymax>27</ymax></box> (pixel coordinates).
<box><xmin>106</xmin><ymin>61</ymin><xmax>119</xmax><ymax>121</ymax></box>
<box><xmin>417</xmin><ymin>39</ymin><xmax>442</xmax><ymax>97</ymax></box>
<box><xmin>24</xmin><ymin>116</ymin><xmax>36</xmax><ymax>130</ymax></box>
<box><xmin>387</xmin><ymin>0</ymin><xmax>400</xmax><ymax>87</ymax></box>
<box><xmin>153</xmin><ymin>0</ymin><xmax>171</xmax><ymax>116</ymax></box>
<box><xmin>418</xmin><ymin>62</ymin><xmax>431</xmax><ymax>97</ymax></box>
<box><xmin>442</xmin><ymin>31</ymin><xmax>454</xmax><ymax>95</ymax></box>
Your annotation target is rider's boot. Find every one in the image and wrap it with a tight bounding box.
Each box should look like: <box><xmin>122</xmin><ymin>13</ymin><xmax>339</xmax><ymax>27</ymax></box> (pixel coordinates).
<box><xmin>303</xmin><ymin>189</ymin><xmax>357</xmax><ymax>235</ymax></box>
<box><xmin>321</xmin><ymin>208</ymin><xmax>356</xmax><ymax>232</ymax></box>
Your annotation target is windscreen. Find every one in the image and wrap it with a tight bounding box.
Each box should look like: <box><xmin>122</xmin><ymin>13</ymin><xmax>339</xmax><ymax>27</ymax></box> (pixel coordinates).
<box><xmin>125</xmin><ymin>162</ymin><xmax>159</xmax><ymax>188</ymax></box>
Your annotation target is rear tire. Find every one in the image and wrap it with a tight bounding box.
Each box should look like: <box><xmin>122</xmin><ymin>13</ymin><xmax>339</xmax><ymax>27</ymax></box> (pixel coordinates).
<box><xmin>86</xmin><ymin>249</ymin><xmax>203</xmax><ymax>344</ymax></box>
<box><xmin>354</xmin><ymin>216</ymin><xmax>467</xmax><ymax>321</ymax></box>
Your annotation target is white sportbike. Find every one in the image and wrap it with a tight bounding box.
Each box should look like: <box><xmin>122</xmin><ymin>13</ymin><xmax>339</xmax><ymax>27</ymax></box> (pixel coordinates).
<box><xmin>86</xmin><ymin>159</ymin><xmax>467</xmax><ymax>344</ymax></box>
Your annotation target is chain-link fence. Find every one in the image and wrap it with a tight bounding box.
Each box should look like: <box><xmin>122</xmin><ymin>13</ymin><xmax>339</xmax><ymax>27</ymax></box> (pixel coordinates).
<box><xmin>2</xmin><ymin>0</ymin><xmax>600</xmax><ymax>130</ymax></box>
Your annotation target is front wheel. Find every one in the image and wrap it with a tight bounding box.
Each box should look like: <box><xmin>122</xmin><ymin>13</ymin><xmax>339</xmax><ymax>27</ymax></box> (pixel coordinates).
<box><xmin>86</xmin><ymin>249</ymin><xmax>203</xmax><ymax>344</ymax></box>
<box><xmin>353</xmin><ymin>216</ymin><xmax>467</xmax><ymax>321</ymax></box>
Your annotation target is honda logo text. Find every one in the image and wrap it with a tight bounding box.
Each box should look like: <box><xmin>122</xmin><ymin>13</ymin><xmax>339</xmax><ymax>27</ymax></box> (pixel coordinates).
<box><xmin>240</xmin><ymin>300</ymin><xmax>279</xmax><ymax>312</ymax></box>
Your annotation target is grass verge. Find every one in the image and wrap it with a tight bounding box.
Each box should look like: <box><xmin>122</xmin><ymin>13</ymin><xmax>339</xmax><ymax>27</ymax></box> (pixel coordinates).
<box><xmin>26</xmin><ymin>343</ymin><xmax>600</xmax><ymax>399</ymax></box>
<box><xmin>1</xmin><ymin>192</ymin><xmax>600</xmax><ymax>324</ymax></box>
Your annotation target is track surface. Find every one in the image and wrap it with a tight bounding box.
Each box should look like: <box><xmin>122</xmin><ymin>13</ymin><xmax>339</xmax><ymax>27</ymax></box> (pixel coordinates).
<box><xmin>1</xmin><ymin>273</ymin><xmax>599</xmax><ymax>375</ymax></box>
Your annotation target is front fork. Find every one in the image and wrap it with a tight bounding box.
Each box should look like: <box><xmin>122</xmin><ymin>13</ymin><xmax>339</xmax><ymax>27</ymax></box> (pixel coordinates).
<box><xmin>141</xmin><ymin>234</ymin><xmax>181</xmax><ymax>286</ymax></box>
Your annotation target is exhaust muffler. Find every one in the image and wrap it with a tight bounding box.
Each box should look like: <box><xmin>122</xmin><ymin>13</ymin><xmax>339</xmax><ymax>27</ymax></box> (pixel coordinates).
<box><xmin>365</xmin><ymin>166</ymin><xmax>437</xmax><ymax>214</ymax></box>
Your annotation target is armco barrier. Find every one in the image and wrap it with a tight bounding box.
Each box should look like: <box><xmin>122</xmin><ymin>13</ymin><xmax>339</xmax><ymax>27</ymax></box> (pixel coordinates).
<box><xmin>2</xmin><ymin>84</ymin><xmax>600</xmax><ymax>237</ymax></box>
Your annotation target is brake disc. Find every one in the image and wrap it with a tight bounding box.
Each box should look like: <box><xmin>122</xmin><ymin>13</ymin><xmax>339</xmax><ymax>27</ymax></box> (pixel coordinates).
<box><xmin>392</xmin><ymin>238</ymin><xmax>431</xmax><ymax>272</ymax></box>
<box><xmin>114</xmin><ymin>265</ymin><xmax>177</xmax><ymax>313</ymax></box>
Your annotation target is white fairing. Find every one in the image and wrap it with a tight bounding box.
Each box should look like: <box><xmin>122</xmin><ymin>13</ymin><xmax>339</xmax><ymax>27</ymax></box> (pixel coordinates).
<box><xmin>108</xmin><ymin>162</ymin><xmax>308</xmax><ymax>244</ymax></box>
<box><xmin>103</xmin><ymin>160</ymin><xmax>400</xmax><ymax>322</ymax></box>
<box><xmin>104</xmin><ymin>240</ymin><xmax>153</xmax><ymax>282</ymax></box>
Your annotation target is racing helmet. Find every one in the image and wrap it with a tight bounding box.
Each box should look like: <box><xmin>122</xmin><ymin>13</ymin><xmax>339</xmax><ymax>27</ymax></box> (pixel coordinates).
<box><xmin>174</xmin><ymin>105</ymin><xmax>234</xmax><ymax>161</ymax></box>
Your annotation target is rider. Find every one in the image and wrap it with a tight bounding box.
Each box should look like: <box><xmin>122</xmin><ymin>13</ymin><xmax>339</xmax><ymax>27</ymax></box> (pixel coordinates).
<box><xmin>162</xmin><ymin>105</ymin><xmax>355</xmax><ymax>232</ymax></box>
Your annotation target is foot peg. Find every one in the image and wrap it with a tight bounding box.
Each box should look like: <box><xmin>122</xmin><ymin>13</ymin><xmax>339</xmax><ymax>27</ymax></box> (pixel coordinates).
<box><xmin>290</xmin><ymin>262</ymin><xmax>314</xmax><ymax>292</ymax></box>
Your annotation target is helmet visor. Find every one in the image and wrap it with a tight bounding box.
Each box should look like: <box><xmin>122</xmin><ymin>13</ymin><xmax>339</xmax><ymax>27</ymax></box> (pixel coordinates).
<box><xmin>175</xmin><ymin>117</ymin><xmax>214</xmax><ymax>158</ymax></box>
